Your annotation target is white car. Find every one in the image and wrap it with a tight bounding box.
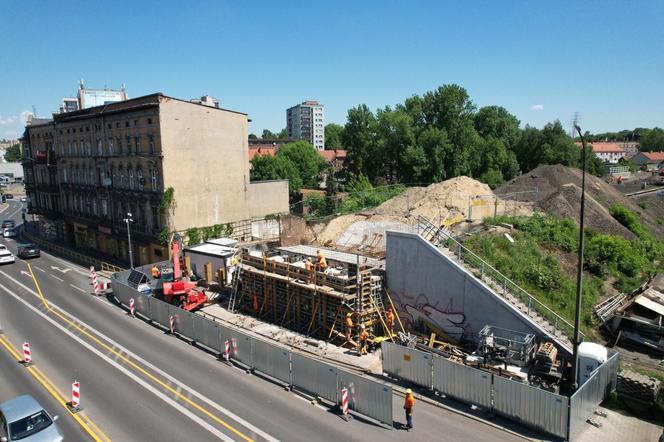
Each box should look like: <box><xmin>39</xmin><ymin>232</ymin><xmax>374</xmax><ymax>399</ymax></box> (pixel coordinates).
<box><xmin>0</xmin><ymin>249</ymin><xmax>15</xmax><ymax>264</ymax></box>
<box><xmin>3</xmin><ymin>228</ymin><xmax>16</xmax><ymax>238</ymax></box>
<box><xmin>20</xmin><ymin>196</ymin><xmax>27</xmax><ymax>202</ymax></box>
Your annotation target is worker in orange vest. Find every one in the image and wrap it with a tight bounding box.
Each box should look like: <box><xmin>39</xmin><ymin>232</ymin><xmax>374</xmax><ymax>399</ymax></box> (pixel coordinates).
<box><xmin>345</xmin><ymin>312</ymin><xmax>354</xmax><ymax>343</ymax></box>
<box><xmin>358</xmin><ymin>325</ymin><xmax>368</xmax><ymax>356</ymax></box>
<box><xmin>316</xmin><ymin>250</ymin><xmax>328</xmax><ymax>271</ymax></box>
<box><xmin>252</xmin><ymin>294</ymin><xmax>259</xmax><ymax>313</ymax></box>
<box><xmin>386</xmin><ymin>308</ymin><xmax>395</xmax><ymax>335</ymax></box>
<box><xmin>404</xmin><ymin>388</ymin><xmax>415</xmax><ymax>431</ymax></box>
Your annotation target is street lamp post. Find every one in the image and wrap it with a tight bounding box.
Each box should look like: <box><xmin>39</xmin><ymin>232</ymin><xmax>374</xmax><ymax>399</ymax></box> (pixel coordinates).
<box><xmin>571</xmin><ymin>124</ymin><xmax>588</xmax><ymax>391</ymax></box>
<box><xmin>124</xmin><ymin>212</ymin><xmax>134</xmax><ymax>269</ymax></box>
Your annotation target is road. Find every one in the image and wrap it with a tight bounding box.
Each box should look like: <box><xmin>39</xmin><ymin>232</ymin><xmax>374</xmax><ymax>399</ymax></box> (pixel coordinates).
<box><xmin>0</xmin><ymin>200</ymin><xmax>521</xmax><ymax>441</ymax></box>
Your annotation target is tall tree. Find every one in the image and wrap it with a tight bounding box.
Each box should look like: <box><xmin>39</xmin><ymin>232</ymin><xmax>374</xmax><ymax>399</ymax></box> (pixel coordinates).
<box><xmin>261</xmin><ymin>129</ymin><xmax>276</xmax><ymax>139</ymax></box>
<box><xmin>3</xmin><ymin>143</ymin><xmax>21</xmax><ymax>162</ymax></box>
<box><xmin>324</xmin><ymin>123</ymin><xmax>344</xmax><ymax>149</ymax></box>
<box><xmin>342</xmin><ymin>104</ymin><xmax>377</xmax><ymax>179</ymax></box>
<box><xmin>277</xmin><ymin>128</ymin><xmax>288</xmax><ymax>139</ymax></box>
<box><xmin>639</xmin><ymin>127</ymin><xmax>664</xmax><ymax>151</ymax></box>
<box><xmin>474</xmin><ymin>106</ymin><xmax>521</xmax><ymax>150</ymax></box>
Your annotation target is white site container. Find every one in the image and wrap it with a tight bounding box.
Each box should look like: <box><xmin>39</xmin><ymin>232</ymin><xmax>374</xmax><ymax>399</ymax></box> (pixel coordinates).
<box><xmin>577</xmin><ymin>342</ymin><xmax>608</xmax><ymax>386</ymax></box>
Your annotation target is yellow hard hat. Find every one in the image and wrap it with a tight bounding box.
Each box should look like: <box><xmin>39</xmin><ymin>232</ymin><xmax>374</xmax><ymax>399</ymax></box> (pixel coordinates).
<box><xmin>406</xmin><ymin>388</ymin><xmax>412</xmax><ymax>394</ymax></box>
<box><xmin>346</xmin><ymin>313</ymin><xmax>352</xmax><ymax>317</ymax></box>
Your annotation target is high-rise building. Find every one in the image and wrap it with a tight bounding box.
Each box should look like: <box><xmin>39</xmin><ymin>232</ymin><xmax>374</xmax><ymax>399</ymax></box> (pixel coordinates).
<box><xmin>286</xmin><ymin>101</ymin><xmax>324</xmax><ymax>150</ymax></box>
<box><xmin>22</xmin><ymin>93</ymin><xmax>289</xmax><ymax>265</ymax></box>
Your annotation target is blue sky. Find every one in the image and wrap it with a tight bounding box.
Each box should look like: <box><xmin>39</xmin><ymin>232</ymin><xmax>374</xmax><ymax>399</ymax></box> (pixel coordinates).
<box><xmin>1</xmin><ymin>1</ymin><xmax>662</xmax><ymax>140</ymax></box>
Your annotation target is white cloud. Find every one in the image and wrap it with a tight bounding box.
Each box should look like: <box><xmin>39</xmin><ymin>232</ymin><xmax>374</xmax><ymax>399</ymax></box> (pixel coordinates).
<box><xmin>0</xmin><ymin>115</ymin><xmax>17</xmax><ymax>125</ymax></box>
<box><xmin>530</xmin><ymin>104</ymin><xmax>544</xmax><ymax>111</ymax></box>
<box><xmin>4</xmin><ymin>130</ymin><xmax>18</xmax><ymax>137</ymax></box>
<box><xmin>20</xmin><ymin>110</ymin><xmax>33</xmax><ymax>124</ymax></box>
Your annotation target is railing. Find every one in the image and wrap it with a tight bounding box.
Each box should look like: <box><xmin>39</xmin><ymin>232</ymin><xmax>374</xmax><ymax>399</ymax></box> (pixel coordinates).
<box><xmin>21</xmin><ymin>229</ymin><xmax>125</xmax><ymax>274</ymax></box>
<box><xmin>416</xmin><ymin>216</ymin><xmax>582</xmax><ymax>345</ymax></box>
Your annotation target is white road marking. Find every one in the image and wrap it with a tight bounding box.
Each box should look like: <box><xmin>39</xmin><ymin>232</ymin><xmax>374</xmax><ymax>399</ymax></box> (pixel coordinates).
<box><xmin>19</xmin><ymin>270</ymin><xmax>31</xmax><ymax>277</ymax></box>
<box><xmin>33</xmin><ymin>266</ymin><xmax>47</xmax><ymax>273</ymax></box>
<box><xmin>50</xmin><ymin>274</ymin><xmax>65</xmax><ymax>282</ymax></box>
<box><xmin>50</xmin><ymin>265</ymin><xmax>72</xmax><ymax>274</ymax></box>
<box><xmin>0</xmin><ymin>271</ymin><xmax>279</xmax><ymax>442</ymax></box>
<box><xmin>0</xmin><ymin>283</ymin><xmax>236</xmax><ymax>442</ymax></box>
<box><xmin>69</xmin><ymin>284</ymin><xmax>87</xmax><ymax>293</ymax></box>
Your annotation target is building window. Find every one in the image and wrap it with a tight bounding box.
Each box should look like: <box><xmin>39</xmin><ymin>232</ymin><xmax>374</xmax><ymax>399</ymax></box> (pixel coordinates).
<box><xmin>152</xmin><ymin>206</ymin><xmax>160</xmax><ymax>230</ymax></box>
<box><xmin>126</xmin><ymin>136</ymin><xmax>131</xmax><ymax>154</ymax></box>
<box><xmin>150</xmin><ymin>168</ymin><xmax>158</xmax><ymax>191</ymax></box>
<box><xmin>108</xmin><ymin>138</ymin><xmax>114</xmax><ymax>155</ymax></box>
<box><xmin>97</xmin><ymin>139</ymin><xmax>103</xmax><ymax>156</ymax></box>
<box><xmin>148</xmin><ymin>134</ymin><xmax>155</xmax><ymax>154</ymax></box>
<box><xmin>135</xmin><ymin>137</ymin><xmax>141</xmax><ymax>154</ymax></box>
<box><xmin>125</xmin><ymin>121</ymin><xmax>129</xmax><ymax>128</ymax></box>
<box><xmin>101</xmin><ymin>199</ymin><xmax>108</xmax><ymax>216</ymax></box>
<box><xmin>116</xmin><ymin>122</ymin><xmax>120</xmax><ymax>129</ymax></box>
<box><xmin>116</xmin><ymin>137</ymin><xmax>122</xmax><ymax>155</ymax></box>
<box><xmin>137</xmin><ymin>169</ymin><xmax>144</xmax><ymax>190</ymax></box>
<box><xmin>134</xmin><ymin>119</ymin><xmax>139</xmax><ymax>126</ymax></box>
<box><xmin>129</xmin><ymin>169</ymin><xmax>134</xmax><ymax>189</ymax></box>
<box><xmin>147</xmin><ymin>118</ymin><xmax>153</xmax><ymax>125</ymax></box>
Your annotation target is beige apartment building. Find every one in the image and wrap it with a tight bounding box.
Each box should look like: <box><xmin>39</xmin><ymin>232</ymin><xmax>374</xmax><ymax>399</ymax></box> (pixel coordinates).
<box><xmin>23</xmin><ymin>93</ymin><xmax>288</xmax><ymax>265</ymax></box>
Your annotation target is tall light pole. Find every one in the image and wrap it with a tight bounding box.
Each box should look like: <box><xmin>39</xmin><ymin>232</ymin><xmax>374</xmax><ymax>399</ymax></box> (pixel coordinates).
<box><xmin>124</xmin><ymin>212</ymin><xmax>134</xmax><ymax>269</ymax></box>
<box><xmin>571</xmin><ymin>124</ymin><xmax>588</xmax><ymax>391</ymax></box>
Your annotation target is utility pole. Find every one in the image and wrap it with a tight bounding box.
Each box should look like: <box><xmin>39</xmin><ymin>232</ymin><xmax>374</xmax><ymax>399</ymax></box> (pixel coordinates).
<box><xmin>124</xmin><ymin>212</ymin><xmax>134</xmax><ymax>269</ymax></box>
<box><xmin>571</xmin><ymin>124</ymin><xmax>588</xmax><ymax>391</ymax></box>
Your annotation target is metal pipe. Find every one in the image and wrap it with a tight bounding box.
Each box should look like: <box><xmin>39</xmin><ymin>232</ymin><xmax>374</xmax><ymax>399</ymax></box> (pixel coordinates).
<box><xmin>571</xmin><ymin>124</ymin><xmax>588</xmax><ymax>391</ymax></box>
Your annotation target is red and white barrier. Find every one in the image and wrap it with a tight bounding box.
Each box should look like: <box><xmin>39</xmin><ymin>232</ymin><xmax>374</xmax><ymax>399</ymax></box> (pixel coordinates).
<box><xmin>169</xmin><ymin>315</ymin><xmax>175</xmax><ymax>334</ymax></box>
<box><xmin>129</xmin><ymin>298</ymin><xmax>135</xmax><ymax>316</ymax></box>
<box><xmin>224</xmin><ymin>339</ymin><xmax>230</xmax><ymax>361</ymax></box>
<box><xmin>22</xmin><ymin>342</ymin><xmax>31</xmax><ymax>365</ymax></box>
<box><xmin>341</xmin><ymin>387</ymin><xmax>349</xmax><ymax>415</ymax></box>
<box><xmin>232</xmin><ymin>338</ymin><xmax>238</xmax><ymax>357</ymax></box>
<box><xmin>91</xmin><ymin>270</ymin><xmax>100</xmax><ymax>296</ymax></box>
<box><xmin>71</xmin><ymin>381</ymin><xmax>80</xmax><ymax>410</ymax></box>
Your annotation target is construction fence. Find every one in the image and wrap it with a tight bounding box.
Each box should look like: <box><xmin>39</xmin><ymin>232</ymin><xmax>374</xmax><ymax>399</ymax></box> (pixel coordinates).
<box><xmin>382</xmin><ymin>342</ymin><xmax>618</xmax><ymax>440</ymax></box>
<box><xmin>111</xmin><ymin>270</ymin><xmax>393</xmax><ymax>427</ymax></box>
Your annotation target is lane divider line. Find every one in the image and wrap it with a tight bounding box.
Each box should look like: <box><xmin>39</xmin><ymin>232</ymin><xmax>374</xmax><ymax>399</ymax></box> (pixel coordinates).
<box><xmin>0</xmin><ymin>334</ymin><xmax>110</xmax><ymax>442</ymax></box>
<box><xmin>0</xmin><ymin>270</ymin><xmax>278</xmax><ymax>442</ymax></box>
<box><xmin>0</xmin><ymin>283</ymin><xmax>251</xmax><ymax>442</ymax></box>
<box><xmin>26</xmin><ymin>263</ymin><xmax>49</xmax><ymax>309</ymax></box>
<box><xmin>50</xmin><ymin>275</ymin><xmax>65</xmax><ymax>283</ymax></box>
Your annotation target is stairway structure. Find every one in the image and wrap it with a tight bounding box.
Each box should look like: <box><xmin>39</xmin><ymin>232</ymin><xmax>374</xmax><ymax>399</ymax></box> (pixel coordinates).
<box><xmin>415</xmin><ymin>216</ymin><xmax>580</xmax><ymax>353</ymax></box>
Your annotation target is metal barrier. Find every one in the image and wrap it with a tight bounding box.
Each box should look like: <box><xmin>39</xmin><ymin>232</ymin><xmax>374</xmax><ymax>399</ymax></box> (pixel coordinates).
<box><xmin>110</xmin><ymin>270</ymin><xmax>395</xmax><ymax>426</ymax></box>
<box><xmin>569</xmin><ymin>352</ymin><xmax>619</xmax><ymax>440</ymax></box>
<box><xmin>382</xmin><ymin>342</ymin><xmax>433</xmax><ymax>389</ymax></box>
<box><xmin>252</xmin><ymin>338</ymin><xmax>291</xmax><ymax>385</ymax></box>
<box><xmin>433</xmin><ymin>356</ymin><xmax>492</xmax><ymax>408</ymax></box>
<box><xmin>493</xmin><ymin>376</ymin><xmax>569</xmax><ymax>439</ymax></box>
<box><xmin>337</xmin><ymin>369</ymin><xmax>393</xmax><ymax>427</ymax></box>
<box><xmin>291</xmin><ymin>353</ymin><xmax>339</xmax><ymax>403</ymax></box>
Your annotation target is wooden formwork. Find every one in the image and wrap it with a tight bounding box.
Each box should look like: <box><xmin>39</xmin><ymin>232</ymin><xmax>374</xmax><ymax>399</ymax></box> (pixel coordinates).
<box><xmin>237</xmin><ymin>253</ymin><xmax>380</xmax><ymax>341</ymax></box>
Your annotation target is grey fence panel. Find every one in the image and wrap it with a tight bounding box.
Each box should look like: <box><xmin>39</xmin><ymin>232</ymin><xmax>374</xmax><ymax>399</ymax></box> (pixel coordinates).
<box><xmin>382</xmin><ymin>342</ymin><xmax>433</xmax><ymax>389</ymax></box>
<box><xmin>337</xmin><ymin>369</ymin><xmax>393</xmax><ymax>427</ymax></box>
<box><xmin>111</xmin><ymin>279</ymin><xmax>132</xmax><ymax>305</ymax></box>
<box><xmin>192</xmin><ymin>315</ymin><xmax>221</xmax><ymax>352</ymax></box>
<box><xmin>252</xmin><ymin>338</ymin><xmax>291</xmax><ymax>385</ymax></box>
<box><xmin>493</xmin><ymin>375</ymin><xmax>568</xmax><ymax>439</ymax></box>
<box><xmin>227</xmin><ymin>329</ymin><xmax>253</xmax><ymax>367</ymax></box>
<box><xmin>432</xmin><ymin>356</ymin><xmax>492</xmax><ymax>408</ymax></box>
<box><xmin>149</xmin><ymin>296</ymin><xmax>170</xmax><ymax>328</ymax></box>
<box><xmin>134</xmin><ymin>292</ymin><xmax>151</xmax><ymax>318</ymax></box>
<box><xmin>291</xmin><ymin>353</ymin><xmax>338</xmax><ymax>403</ymax></box>
<box><xmin>169</xmin><ymin>305</ymin><xmax>195</xmax><ymax>338</ymax></box>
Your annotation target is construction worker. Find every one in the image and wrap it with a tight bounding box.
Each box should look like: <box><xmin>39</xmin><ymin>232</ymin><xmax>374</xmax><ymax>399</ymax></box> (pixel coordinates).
<box><xmin>345</xmin><ymin>312</ymin><xmax>354</xmax><ymax>343</ymax></box>
<box><xmin>358</xmin><ymin>325</ymin><xmax>368</xmax><ymax>356</ymax></box>
<box><xmin>316</xmin><ymin>250</ymin><xmax>328</xmax><ymax>271</ymax></box>
<box><xmin>151</xmin><ymin>264</ymin><xmax>161</xmax><ymax>279</ymax></box>
<box><xmin>404</xmin><ymin>388</ymin><xmax>415</xmax><ymax>431</ymax></box>
<box><xmin>386</xmin><ymin>307</ymin><xmax>395</xmax><ymax>335</ymax></box>
<box><xmin>304</xmin><ymin>257</ymin><xmax>314</xmax><ymax>271</ymax></box>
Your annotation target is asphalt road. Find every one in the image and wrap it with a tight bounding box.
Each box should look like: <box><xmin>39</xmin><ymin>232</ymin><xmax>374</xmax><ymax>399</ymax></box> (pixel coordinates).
<box><xmin>0</xmin><ymin>200</ymin><xmax>521</xmax><ymax>441</ymax></box>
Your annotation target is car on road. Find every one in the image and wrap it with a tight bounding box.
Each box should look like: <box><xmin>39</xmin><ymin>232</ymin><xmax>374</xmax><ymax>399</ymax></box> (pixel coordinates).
<box><xmin>17</xmin><ymin>244</ymin><xmax>40</xmax><ymax>259</ymax></box>
<box><xmin>1</xmin><ymin>221</ymin><xmax>14</xmax><ymax>229</ymax></box>
<box><xmin>4</xmin><ymin>194</ymin><xmax>13</xmax><ymax>200</ymax></box>
<box><xmin>2</xmin><ymin>228</ymin><xmax>16</xmax><ymax>238</ymax></box>
<box><xmin>0</xmin><ymin>249</ymin><xmax>15</xmax><ymax>264</ymax></box>
<box><xmin>19</xmin><ymin>197</ymin><xmax>27</xmax><ymax>203</ymax></box>
<box><xmin>0</xmin><ymin>395</ymin><xmax>63</xmax><ymax>442</ymax></box>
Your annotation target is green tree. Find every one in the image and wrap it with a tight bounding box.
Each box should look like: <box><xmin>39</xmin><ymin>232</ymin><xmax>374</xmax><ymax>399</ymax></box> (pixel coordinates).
<box><xmin>3</xmin><ymin>143</ymin><xmax>21</xmax><ymax>162</ymax></box>
<box><xmin>261</xmin><ymin>129</ymin><xmax>276</xmax><ymax>139</ymax></box>
<box><xmin>640</xmin><ymin>127</ymin><xmax>664</xmax><ymax>151</ymax></box>
<box><xmin>324</xmin><ymin>123</ymin><xmax>344</xmax><ymax>149</ymax></box>
<box><xmin>248</xmin><ymin>133</ymin><xmax>258</xmax><ymax>140</ymax></box>
<box><xmin>277</xmin><ymin>128</ymin><xmax>288</xmax><ymax>139</ymax></box>
<box><xmin>277</xmin><ymin>141</ymin><xmax>327</xmax><ymax>189</ymax></box>
<box><xmin>474</xmin><ymin>106</ymin><xmax>521</xmax><ymax>149</ymax></box>
<box><xmin>375</xmin><ymin>106</ymin><xmax>415</xmax><ymax>182</ymax></box>
<box><xmin>342</xmin><ymin>104</ymin><xmax>378</xmax><ymax>179</ymax></box>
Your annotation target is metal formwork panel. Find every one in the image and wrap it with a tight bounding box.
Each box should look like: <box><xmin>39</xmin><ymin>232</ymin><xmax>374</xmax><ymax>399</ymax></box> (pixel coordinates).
<box><xmin>252</xmin><ymin>338</ymin><xmax>291</xmax><ymax>385</ymax></box>
<box><xmin>382</xmin><ymin>342</ymin><xmax>433</xmax><ymax>389</ymax></box>
<box><xmin>493</xmin><ymin>375</ymin><xmax>568</xmax><ymax>439</ymax></box>
<box><xmin>149</xmin><ymin>297</ymin><xmax>170</xmax><ymax>329</ymax></box>
<box><xmin>192</xmin><ymin>315</ymin><xmax>221</xmax><ymax>352</ymax></box>
<box><xmin>337</xmin><ymin>369</ymin><xmax>393</xmax><ymax>427</ymax></box>
<box><xmin>432</xmin><ymin>356</ymin><xmax>492</xmax><ymax>408</ymax></box>
<box><xmin>169</xmin><ymin>305</ymin><xmax>194</xmax><ymax>338</ymax></box>
<box><xmin>291</xmin><ymin>353</ymin><xmax>338</xmax><ymax>403</ymax></box>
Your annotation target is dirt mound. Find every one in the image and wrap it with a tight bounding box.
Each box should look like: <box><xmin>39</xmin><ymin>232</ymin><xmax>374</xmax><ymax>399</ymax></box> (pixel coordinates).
<box><xmin>498</xmin><ymin>164</ymin><xmax>664</xmax><ymax>238</ymax></box>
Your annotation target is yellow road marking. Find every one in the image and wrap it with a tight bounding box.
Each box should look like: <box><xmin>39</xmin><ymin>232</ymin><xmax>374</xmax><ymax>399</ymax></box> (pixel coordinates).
<box><xmin>0</xmin><ymin>334</ymin><xmax>110</xmax><ymax>442</ymax></box>
<box><xmin>27</xmin><ymin>263</ymin><xmax>49</xmax><ymax>310</ymax></box>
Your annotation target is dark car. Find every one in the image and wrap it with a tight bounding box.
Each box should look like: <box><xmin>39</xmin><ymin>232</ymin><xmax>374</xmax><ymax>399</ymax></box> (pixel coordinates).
<box><xmin>17</xmin><ymin>243</ymin><xmax>40</xmax><ymax>259</ymax></box>
<box><xmin>1</xmin><ymin>220</ymin><xmax>14</xmax><ymax>229</ymax></box>
<box><xmin>4</xmin><ymin>194</ymin><xmax>13</xmax><ymax>199</ymax></box>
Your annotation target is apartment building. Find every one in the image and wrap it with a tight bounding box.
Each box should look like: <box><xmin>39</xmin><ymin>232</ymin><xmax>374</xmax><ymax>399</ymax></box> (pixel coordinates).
<box><xmin>286</xmin><ymin>101</ymin><xmax>324</xmax><ymax>150</ymax></box>
<box><xmin>23</xmin><ymin>93</ymin><xmax>289</xmax><ymax>265</ymax></box>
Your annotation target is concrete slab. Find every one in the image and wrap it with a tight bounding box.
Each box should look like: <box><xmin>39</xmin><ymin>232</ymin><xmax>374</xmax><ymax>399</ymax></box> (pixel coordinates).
<box><xmin>575</xmin><ymin>406</ymin><xmax>662</xmax><ymax>442</ymax></box>
<box><xmin>199</xmin><ymin>303</ymin><xmax>383</xmax><ymax>373</ymax></box>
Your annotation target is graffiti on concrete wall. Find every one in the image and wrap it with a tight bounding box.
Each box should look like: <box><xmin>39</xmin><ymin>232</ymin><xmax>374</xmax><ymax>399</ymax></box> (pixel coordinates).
<box><xmin>392</xmin><ymin>291</ymin><xmax>473</xmax><ymax>342</ymax></box>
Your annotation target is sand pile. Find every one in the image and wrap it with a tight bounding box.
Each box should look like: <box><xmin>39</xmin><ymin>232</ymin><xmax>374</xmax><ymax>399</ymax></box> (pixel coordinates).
<box><xmin>498</xmin><ymin>164</ymin><xmax>664</xmax><ymax>239</ymax></box>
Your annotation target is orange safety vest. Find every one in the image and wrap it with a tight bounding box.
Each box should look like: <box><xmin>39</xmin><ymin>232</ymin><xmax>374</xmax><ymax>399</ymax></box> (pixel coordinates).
<box><xmin>404</xmin><ymin>394</ymin><xmax>415</xmax><ymax>410</ymax></box>
<box><xmin>359</xmin><ymin>330</ymin><xmax>368</xmax><ymax>341</ymax></box>
<box><xmin>386</xmin><ymin>311</ymin><xmax>395</xmax><ymax>326</ymax></box>
<box><xmin>345</xmin><ymin>317</ymin><xmax>354</xmax><ymax>329</ymax></box>
<box><xmin>252</xmin><ymin>294</ymin><xmax>259</xmax><ymax>312</ymax></box>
